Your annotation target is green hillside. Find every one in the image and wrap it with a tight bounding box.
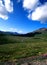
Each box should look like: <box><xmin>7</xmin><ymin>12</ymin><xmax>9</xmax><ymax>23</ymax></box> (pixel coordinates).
<box><xmin>0</xmin><ymin>28</ymin><xmax>47</xmax><ymax>61</ymax></box>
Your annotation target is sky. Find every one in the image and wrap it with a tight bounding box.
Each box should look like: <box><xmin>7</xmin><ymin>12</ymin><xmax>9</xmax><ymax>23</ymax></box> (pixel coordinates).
<box><xmin>0</xmin><ymin>0</ymin><xmax>47</xmax><ymax>33</ymax></box>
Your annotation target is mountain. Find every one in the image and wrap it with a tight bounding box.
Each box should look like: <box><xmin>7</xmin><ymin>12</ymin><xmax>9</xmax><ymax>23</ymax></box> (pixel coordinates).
<box><xmin>17</xmin><ymin>28</ymin><xmax>47</xmax><ymax>37</ymax></box>
<box><xmin>0</xmin><ymin>28</ymin><xmax>47</xmax><ymax>37</ymax></box>
<box><xmin>0</xmin><ymin>31</ymin><xmax>19</xmax><ymax>36</ymax></box>
<box><xmin>34</xmin><ymin>28</ymin><xmax>47</xmax><ymax>33</ymax></box>
<box><xmin>27</xmin><ymin>28</ymin><xmax>47</xmax><ymax>36</ymax></box>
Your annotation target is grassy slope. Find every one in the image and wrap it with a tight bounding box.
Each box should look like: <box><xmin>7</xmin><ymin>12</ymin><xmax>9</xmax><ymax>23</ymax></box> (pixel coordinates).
<box><xmin>0</xmin><ymin>32</ymin><xmax>47</xmax><ymax>61</ymax></box>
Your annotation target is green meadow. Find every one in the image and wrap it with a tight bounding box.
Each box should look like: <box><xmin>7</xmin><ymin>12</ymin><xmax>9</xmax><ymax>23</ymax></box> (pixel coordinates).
<box><xmin>0</xmin><ymin>32</ymin><xmax>47</xmax><ymax>61</ymax></box>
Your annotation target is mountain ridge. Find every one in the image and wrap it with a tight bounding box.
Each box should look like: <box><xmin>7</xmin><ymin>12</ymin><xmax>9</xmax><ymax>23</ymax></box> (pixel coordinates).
<box><xmin>0</xmin><ymin>28</ymin><xmax>47</xmax><ymax>36</ymax></box>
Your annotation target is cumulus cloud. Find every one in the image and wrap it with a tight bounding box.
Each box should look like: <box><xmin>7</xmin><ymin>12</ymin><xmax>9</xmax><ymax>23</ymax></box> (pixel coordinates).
<box><xmin>0</xmin><ymin>0</ymin><xmax>13</xmax><ymax>20</ymax></box>
<box><xmin>31</xmin><ymin>3</ymin><xmax>47</xmax><ymax>23</ymax></box>
<box><xmin>0</xmin><ymin>0</ymin><xmax>8</xmax><ymax>20</ymax></box>
<box><xmin>22</xmin><ymin>0</ymin><xmax>47</xmax><ymax>23</ymax></box>
<box><xmin>23</xmin><ymin>0</ymin><xmax>39</xmax><ymax>11</ymax></box>
<box><xmin>4</xmin><ymin>0</ymin><xmax>13</xmax><ymax>12</ymax></box>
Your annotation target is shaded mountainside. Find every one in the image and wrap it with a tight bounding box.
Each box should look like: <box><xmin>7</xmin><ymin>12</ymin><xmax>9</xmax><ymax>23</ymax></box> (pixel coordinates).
<box><xmin>0</xmin><ymin>31</ymin><xmax>19</xmax><ymax>36</ymax></box>
<box><xmin>0</xmin><ymin>31</ymin><xmax>19</xmax><ymax>44</ymax></box>
<box><xmin>18</xmin><ymin>28</ymin><xmax>47</xmax><ymax>37</ymax></box>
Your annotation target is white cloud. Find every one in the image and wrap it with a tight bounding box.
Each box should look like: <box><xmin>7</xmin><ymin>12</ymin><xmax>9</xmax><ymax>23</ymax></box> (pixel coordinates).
<box><xmin>18</xmin><ymin>30</ymin><xmax>23</xmax><ymax>33</ymax></box>
<box><xmin>4</xmin><ymin>0</ymin><xmax>13</xmax><ymax>12</ymax></box>
<box><xmin>9</xmin><ymin>28</ymin><xmax>23</xmax><ymax>33</ymax></box>
<box><xmin>9</xmin><ymin>28</ymin><xmax>18</xmax><ymax>32</ymax></box>
<box><xmin>0</xmin><ymin>14</ymin><xmax>8</xmax><ymax>20</ymax></box>
<box><xmin>0</xmin><ymin>28</ymin><xmax>17</xmax><ymax>32</ymax></box>
<box><xmin>2</xmin><ymin>28</ymin><xmax>23</xmax><ymax>33</ymax></box>
<box><xmin>28</xmin><ymin>3</ymin><xmax>47</xmax><ymax>23</ymax></box>
<box><xmin>23</xmin><ymin>0</ymin><xmax>39</xmax><ymax>11</ymax></box>
<box><xmin>22</xmin><ymin>0</ymin><xmax>47</xmax><ymax>23</ymax></box>
<box><xmin>0</xmin><ymin>0</ymin><xmax>13</xmax><ymax>20</ymax></box>
<box><xmin>32</xmin><ymin>3</ymin><xmax>47</xmax><ymax>23</ymax></box>
<box><xmin>0</xmin><ymin>0</ymin><xmax>8</xmax><ymax>20</ymax></box>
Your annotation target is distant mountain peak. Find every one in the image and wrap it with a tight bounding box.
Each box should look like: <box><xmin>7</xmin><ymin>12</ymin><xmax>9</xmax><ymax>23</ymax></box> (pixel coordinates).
<box><xmin>39</xmin><ymin>28</ymin><xmax>47</xmax><ymax>30</ymax></box>
<box><xmin>34</xmin><ymin>28</ymin><xmax>47</xmax><ymax>32</ymax></box>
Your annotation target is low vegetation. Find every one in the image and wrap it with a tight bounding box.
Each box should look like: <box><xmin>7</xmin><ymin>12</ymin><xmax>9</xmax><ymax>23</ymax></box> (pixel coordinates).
<box><xmin>0</xmin><ymin>30</ymin><xmax>47</xmax><ymax>62</ymax></box>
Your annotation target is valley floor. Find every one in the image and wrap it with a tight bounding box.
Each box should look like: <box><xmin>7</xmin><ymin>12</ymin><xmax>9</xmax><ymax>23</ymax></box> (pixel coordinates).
<box><xmin>0</xmin><ymin>34</ymin><xmax>47</xmax><ymax>64</ymax></box>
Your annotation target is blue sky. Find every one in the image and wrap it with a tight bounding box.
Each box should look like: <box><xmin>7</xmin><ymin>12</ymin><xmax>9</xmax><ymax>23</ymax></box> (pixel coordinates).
<box><xmin>0</xmin><ymin>0</ymin><xmax>47</xmax><ymax>33</ymax></box>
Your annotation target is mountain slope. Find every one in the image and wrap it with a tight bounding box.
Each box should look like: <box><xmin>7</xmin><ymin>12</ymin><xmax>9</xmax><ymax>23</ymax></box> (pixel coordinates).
<box><xmin>0</xmin><ymin>31</ymin><xmax>19</xmax><ymax>36</ymax></box>
<box><xmin>18</xmin><ymin>28</ymin><xmax>47</xmax><ymax>37</ymax></box>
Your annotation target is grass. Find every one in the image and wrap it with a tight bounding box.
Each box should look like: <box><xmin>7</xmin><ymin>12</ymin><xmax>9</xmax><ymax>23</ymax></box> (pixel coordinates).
<box><xmin>0</xmin><ymin>33</ymin><xmax>47</xmax><ymax>61</ymax></box>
